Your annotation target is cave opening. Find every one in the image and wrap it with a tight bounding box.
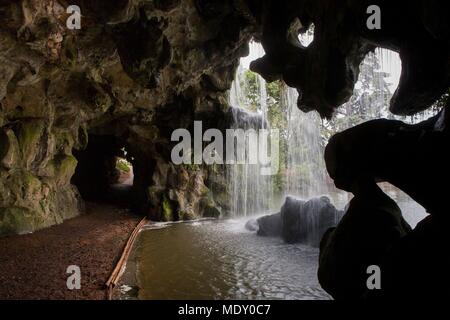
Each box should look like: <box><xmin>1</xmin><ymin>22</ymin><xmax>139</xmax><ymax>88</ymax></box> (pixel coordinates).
<box><xmin>71</xmin><ymin>134</ymin><xmax>135</xmax><ymax>208</ymax></box>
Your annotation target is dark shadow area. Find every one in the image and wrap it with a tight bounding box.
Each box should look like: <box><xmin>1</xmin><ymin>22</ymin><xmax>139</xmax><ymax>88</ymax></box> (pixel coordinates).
<box><xmin>71</xmin><ymin>134</ymin><xmax>135</xmax><ymax>208</ymax></box>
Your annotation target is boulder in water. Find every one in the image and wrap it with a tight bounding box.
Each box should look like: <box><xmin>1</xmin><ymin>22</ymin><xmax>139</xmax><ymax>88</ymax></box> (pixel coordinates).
<box><xmin>256</xmin><ymin>213</ymin><xmax>282</xmax><ymax>237</ymax></box>
<box><xmin>247</xmin><ymin>196</ymin><xmax>343</xmax><ymax>246</ymax></box>
<box><xmin>281</xmin><ymin>196</ymin><xmax>343</xmax><ymax>246</ymax></box>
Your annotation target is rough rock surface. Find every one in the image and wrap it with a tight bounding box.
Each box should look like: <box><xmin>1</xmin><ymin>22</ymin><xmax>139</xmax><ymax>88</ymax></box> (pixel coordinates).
<box><xmin>0</xmin><ymin>0</ymin><xmax>257</xmax><ymax>234</ymax></box>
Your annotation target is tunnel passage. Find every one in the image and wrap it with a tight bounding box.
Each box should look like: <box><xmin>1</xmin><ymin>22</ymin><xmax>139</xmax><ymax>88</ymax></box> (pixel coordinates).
<box><xmin>71</xmin><ymin>134</ymin><xmax>135</xmax><ymax>208</ymax></box>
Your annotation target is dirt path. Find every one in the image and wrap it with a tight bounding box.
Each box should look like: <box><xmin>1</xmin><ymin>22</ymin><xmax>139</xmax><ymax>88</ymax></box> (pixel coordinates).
<box><xmin>0</xmin><ymin>202</ymin><xmax>142</xmax><ymax>299</ymax></box>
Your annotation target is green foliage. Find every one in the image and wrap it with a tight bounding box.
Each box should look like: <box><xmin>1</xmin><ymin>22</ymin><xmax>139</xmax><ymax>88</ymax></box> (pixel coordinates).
<box><xmin>116</xmin><ymin>158</ymin><xmax>131</xmax><ymax>173</ymax></box>
<box><xmin>321</xmin><ymin>51</ymin><xmax>393</xmax><ymax>142</ymax></box>
<box><xmin>239</xmin><ymin>70</ymin><xmax>287</xmax><ymax>197</ymax></box>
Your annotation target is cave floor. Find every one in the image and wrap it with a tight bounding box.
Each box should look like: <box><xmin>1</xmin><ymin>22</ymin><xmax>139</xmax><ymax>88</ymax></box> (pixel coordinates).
<box><xmin>0</xmin><ymin>202</ymin><xmax>142</xmax><ymax>299</ymax></box>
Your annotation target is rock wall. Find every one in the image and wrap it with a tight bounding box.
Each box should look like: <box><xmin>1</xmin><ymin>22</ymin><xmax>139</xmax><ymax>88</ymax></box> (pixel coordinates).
<box><xmin>0</xmin><ymin>0</ymin><xmax>257</xmax><ymax>234</ymax></box>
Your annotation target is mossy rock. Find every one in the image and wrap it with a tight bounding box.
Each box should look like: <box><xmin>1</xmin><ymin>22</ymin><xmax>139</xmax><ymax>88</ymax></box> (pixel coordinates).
<box><xmin>199</xmin><ymin>195</ymin><xmax>221</xmax><ymax>218</ymax></box>
<box><xmin>178</xmin><ymin>210</ymin><xmax>198</xmax><ymax>221</ymax></box>
<box><xmin>5</xmin><ymin>170</ymin><xmax>42</xmax><ymax>203</ymax></box>
<box><xmin>161</xmin><ymin>194</ymin><xmax>175</xmax><ymax>222</ymax></box>
<box><xmin>0</xmin><ymin>207</ymin><xmax>36</xmax><ymax>235</ymax></box>
<box><xmin>202</xmin><ymin>204</ymin><xmax>221</xmax><ymax>218</ymax></box>
<box><xmin>54</xmin><ymin>155</ymin><xmax>78</xmax><ymax>186</ymax></box>
<box><xmin>0</xmin><ymin>128</ymin><xmax>20</xmax><ymax>169</ymax></box>
<box><xmin>94</xmin><ymin>91</ymin><xmax>112</xmax><ymax>113</ymax></box>
<box><xmin>147</xmin><ymin>186</ymin><xmax>164</xmax><ymax>207</ymax></box>
<box><xmin>14</xmin><ymin>119</ymin><xmax>45</xmax><ymax>167</ymax></box>
<box><xmin>54</xmin><ymin>130</ymin><xmax>76</xmax><ymax>155</ymax></box>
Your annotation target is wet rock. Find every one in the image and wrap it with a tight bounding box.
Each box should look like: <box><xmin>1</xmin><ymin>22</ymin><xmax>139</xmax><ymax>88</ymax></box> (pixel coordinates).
<box><xmin>256</xmin><ymin>213</ymin><xmax>281</xmax><ymax>237</ymax></box>
<box><xmin>281</xmin><ymin>196</ymin><xmax>343</xmax><ymax>246</ymax></box>
<box><xmin>250</xmin><ymin>196</ymin><xmax>343</xmax><ymax>245</ymax></box>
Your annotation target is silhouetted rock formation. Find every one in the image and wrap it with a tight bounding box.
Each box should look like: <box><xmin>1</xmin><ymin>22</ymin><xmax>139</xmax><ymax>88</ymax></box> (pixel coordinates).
<box><xmin>320</xmin><ymin>109</ymin><xmax>450</xmax><ymax>299</ymax></box>
<box><xmin>318</xmin><ymin>182</ymin><xmax>411</xmax><ymax>300</ymax></box>
<box><xmin>250</xmin><ymin>0</ymin><xmax>450</xmax><ymax>118</ymax></box>
<box><xmin>325</xmin><ymin>110</ymin><xmax>449</xmax><ymax>218</ymax></box>
<box><xmin>374</xmin><ymin>215</ymin><xmax>450</xmax><ymax>300</ymax></box>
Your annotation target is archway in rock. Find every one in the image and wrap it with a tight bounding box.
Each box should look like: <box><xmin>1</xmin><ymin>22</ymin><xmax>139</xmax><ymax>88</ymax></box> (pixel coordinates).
<box><xmin>71</xmin><ymin>134</ymin><xmax>135</xmax><ymax>208</ymax></box>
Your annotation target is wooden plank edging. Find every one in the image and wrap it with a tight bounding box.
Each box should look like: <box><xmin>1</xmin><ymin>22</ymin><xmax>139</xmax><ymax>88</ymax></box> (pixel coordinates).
<box><xmin>105</xmin><ymin>216</ymin><xmax>148</xmax><ymax>299</ymax></box>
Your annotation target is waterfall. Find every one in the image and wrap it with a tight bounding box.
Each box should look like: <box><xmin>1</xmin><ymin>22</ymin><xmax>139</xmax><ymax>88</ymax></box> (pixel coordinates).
<box><xmin>226</xmin><ymin>107</ymin><xmax>274</xmax><ymax>216</ymax></box>
<box><xmin>284</xmin><ymin>86</ymin><xmax>328</xmax><ymax>199</ymax></box>
<box><xmin>227</xmin><ymin>42</ymin><xmax>275</xmax><ymax>217</ymax></box>
<box><xmin>227</xmin><ymin>42</ymin><xmax>430</xmax><ymax>225</ymax></box>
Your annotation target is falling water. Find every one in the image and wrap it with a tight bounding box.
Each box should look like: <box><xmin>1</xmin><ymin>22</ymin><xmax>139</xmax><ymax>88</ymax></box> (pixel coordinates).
<box><xmin>226</xmin><ymin>107</ymin><xmax>274</xmax><ymax>216</ymax></box>
<box><xmin>227</xmin><ymin>42</ymin><xmax>275</xmax><ymax>216</ymax></box>
<box><xmin>284</xmin><ymin>86</ymin><xmax>328</xmax><ymax>199</ymax></box>
<box><xmin>227</xmin><ymin>40</ymin><xmax>429</xmax><ymax>226</ymax></box>
<box><xmin>283</xmin><ymin>23</ymin><xmax>341</xmax><ymax>204</ymax></box>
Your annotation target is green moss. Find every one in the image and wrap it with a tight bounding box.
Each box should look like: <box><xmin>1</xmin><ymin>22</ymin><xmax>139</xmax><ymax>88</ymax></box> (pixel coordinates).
<box><xmin>199</xmin><ymin>195</ymin><xmax>221</xmax><ymax>218</ymax></box>
<box><xmin>55</xmin><ymin>130</ymin><xmax>75</xmax><ymax>153</ymax></box>
<box><xmin>178</xmin><ymin>210</ymin><xmax>196</xmax><ymax>221</ymax></box>
<box><xmin>55</xmin><ymin>155</ymin><xmax>78</xmax><ymax>186</ymax></box>
<box><xmin>62</xmin><ymin>36</ymin><xmax>79</xmax><ymax>68</ymax></box>
<box><xmin>161</xmin><ymin>195</ymin><xmax>174</xmax><ymax>222</ymax></box>
<box><xmin>7</xmin><ymin>170</ymin><xmax>42</xmax><ymax>198</ymax></box>
<box><xmin>15</xmin><ymin>120</ymin><xmax>45</xmax><ymax>165</ymax></box>
<box><xmin>0</xmin><ymin>207</ymin><xmax>35</xmax><ymax>235</ymax></box>
<box><xmin>22</xmin><ymin>171</ymin><xmax>41</xmax><ymax>191</ymax></box>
